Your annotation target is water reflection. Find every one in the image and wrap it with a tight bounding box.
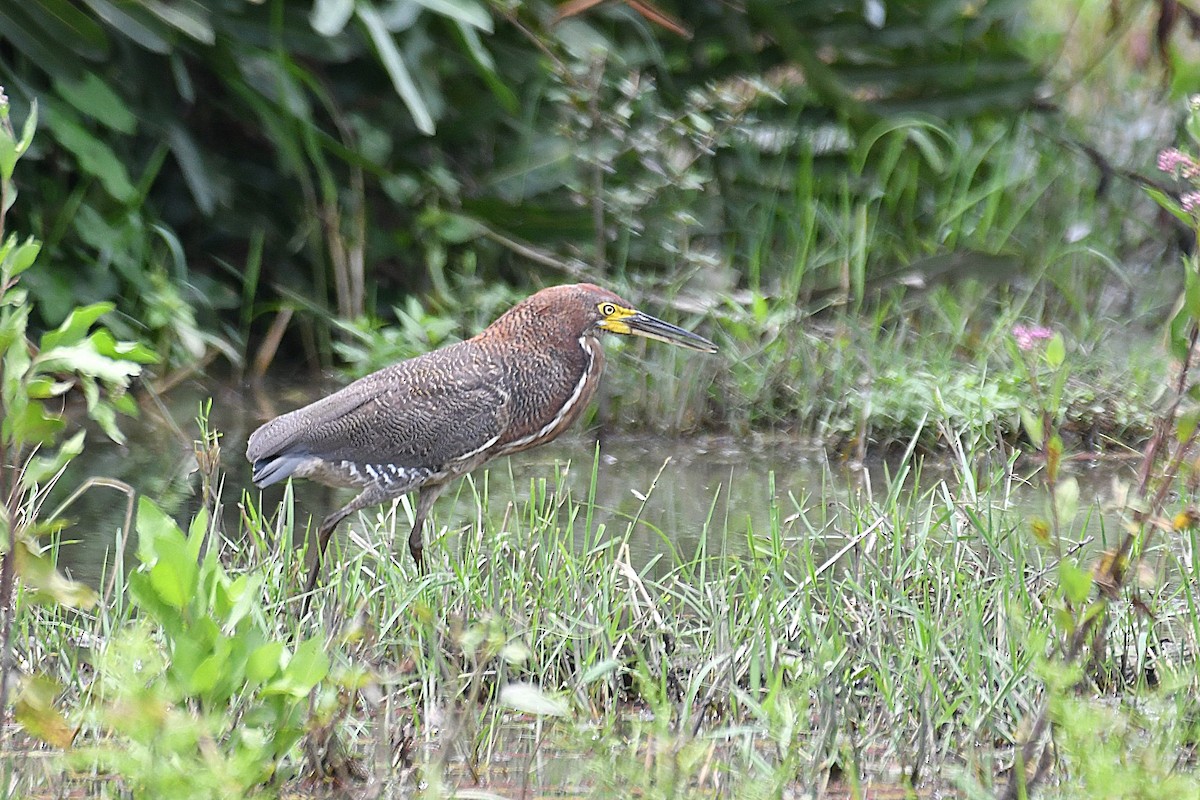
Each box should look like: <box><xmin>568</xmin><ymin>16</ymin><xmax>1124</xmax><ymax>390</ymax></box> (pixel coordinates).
<box><xmin>48</xmin><ymin>379</ymin><xmax>1135</xmax><ymax>587</ymax></box>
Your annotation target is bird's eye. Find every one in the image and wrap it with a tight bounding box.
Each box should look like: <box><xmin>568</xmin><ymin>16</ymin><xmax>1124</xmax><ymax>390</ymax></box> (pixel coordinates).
<box><xmin>599</xmin><ymin>302</ymin><xmax>617</xmax><ymax>317</ymax></box>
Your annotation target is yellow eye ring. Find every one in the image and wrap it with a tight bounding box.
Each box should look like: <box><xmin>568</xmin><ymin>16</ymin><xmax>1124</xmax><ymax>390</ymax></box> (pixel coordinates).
<box><xmin>599</xmin><ymin>302</ymin><xmax>617</xmax><ymax>317</ymax></box>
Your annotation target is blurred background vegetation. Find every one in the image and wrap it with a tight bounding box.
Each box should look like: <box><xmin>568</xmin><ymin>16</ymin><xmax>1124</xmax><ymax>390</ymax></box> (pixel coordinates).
<box><xmin>0</xmin><ymin>0</ymin><xmax>1195</xmax><ymax>397</ymax></box>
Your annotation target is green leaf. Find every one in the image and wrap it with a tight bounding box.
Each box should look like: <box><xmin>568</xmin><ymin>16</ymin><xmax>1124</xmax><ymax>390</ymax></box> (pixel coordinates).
<box><xmin>141</xmin><ymin>0</ymin><xmax>215</xmax><ymax>44</ymax></box>
<box><xmin>88</xmin><ymin>328</ymin><xmax>158</xmax><ymax>363</ymax></box>
<box><xmin>20</xmin><ymin>0</ymin><xmax>111</xmax><ymax>59</ymax></box>
<box><xmin>1169</xmin><ymin>49</ymin><xmax>1200</xmax><ymax>106</ymax></box>
<box><xmin>1048</xmin><ymin>362</ymin><xmax>1069</xmax><ymax>412</ymax></box>
<box><xmin>189</xmin><ymin>646</ymin><xmax>229</xmax><ymax>696</ymax></box>
<box><xmin>1019</xmin><ymin>407</ymin><xmax>1044</xmax><ymax>449</ymax></box>
<box><xmin>224</xmin><ymin>573</ymin><xmax>263</xmax><ymax>630</ymax></box>
<box><xmin>1059</xmin><ymin>561</ymin><xmax>1093</xmax><ymax>605</ymax></box>
<box><xmin>579</xmin><ymin>658</ymin><xmax>621</xmax><ymax>685</ymax></box>
<box><xmin>4</xmin><ymin>400</ymin><xmax>65</xmax><ymax>448</ymax></box>
<box><xmin>190</xmin><ymin>614</ymin><xmax>220</xmax><ymax>650</ymax></box>
<box><xmin>288</xmin><ymin>638</ymin><xmax>330</xmax><ymax>691</ymax></box>
<box><xmin>1054</xmin><ymin>476</ymin><xmax>1079</xmax><ymax>524</ymax></box>
<box><xmin>148</xmin><ymin>534</ymin><xmax>198</xmax><ymax>610</ymax></box>
<box><xmin>126</xmin><ymin>572</ymin><xmax>178</xmax><ymax>631</ymax></box>
<box><xmin>3</xmin><ymin>335</ymin><xmax>33</xmax><ymax>396</ymax></box>
<box><xmin>0</xmin><ymin>7</ymin><xmax>82</xmax><ymax>79</ymax></box>
<box><xmin>1053</xmin><ymin>606</ymin><xmax>1075</xmax><ymax>636</ymax></box>
<box><xmin>0</xmin><ymin>294</ymin><xmax>30</xmax><ymax>356</ymax></box>
<box><xmin>1044</xmin><ymin>333</ymin><xmax>1065</xmax><ymax>368</ymax></box>
<box><xmin>136</xmin><ymin>497</ymin><xmax>183</xmax><ymax>565</ymax></box>
<box><xmin>357</xmin><ymin>2</ymin><xmax>436</xmax><ymax>135</ymax></box>
<box><xmin>1144</xmin><ymin>187</ymin><xmax>1193</xmax><ymax>227</ymax></box>
<box><xmin>267</xmin><ymin>638</ymin><xmax>330</xmax><ymax>697</ymax></box>
<box><xmin>412</xmin><ymin>0</ymin><xmax>493</xmax><ymax>31</ymax></box>
<box><xmin>53</xmin><ymin>74</ymin><xmax>137</xmax><ymax>134</ymax></box>
<box><xmin>455</xmin><ymin>22</ymin><xmax>516</xmax><ymax>112</ymax></box>
<box><xmin>1169</xmin><ymin>304</ymin><xmax>1193</xmax><ymax>362</ymax></box>
<box><xmin>1178</xmin><ymin>407</ymin><xmax>1200</xmax><ymax>442</ymax></box>
<box><xmin>86</xmin><ymin>391</ymin><xmax>126</xmax><ymax>445</ymax></box>
<box><xmin>499</xmin><ymin>641</ymin><xmax>530</xmax><ymax>664</ymax></box>
<box><xmin>187</xmin><ymin>506</ymin><xmax>209</xmax><ymax>562</ymax></box>
<box><xmin>14</xmin><ymin>539</ymin><xmax>98</xmax><ymax>609</ymax></box>
<box><xmin>15</xmin><ymin>675</ymin><xmax>74</xmax><ymax>749</ymax></box>
<box><xmin>171</xmin><ymin>633</ymin><xmax>207</xmax><ymax>686</ymax></box>
<box><xmin>310</xmin><ymin>0</ymin><xmax>354</xmax><ymax>36</ymax></box>
<box><xmin>37</xmin><ymin>340</ymin><xmax>144</xmax><ymax>385</ymax></box>
<box><xmin>44</xmin><ymin>107</ymin><xmax>136</xmax><ymax>203</ymax></box>
<box><xmin>4</xmin><ymin>238</ymin><xmax>41</xmax><ymax>279</ymax></box>
<box><xmin>167</xmin><ymin>124</ymin><xmax>215</xmax><ymax>215</ymax></box>
<box><xmin>428</xmin><ymin>210</ymin><xmax>485</xmax><ymax>243</ymax></box>
<box><xmin>332</xmin><ymin>664</ymin><xmax>373</xmax><ymax>690</ymax></box>
<box><xmin>0</xmin><ymin>124</ymin><xmax>15</xmax><ymax>183</ymax></box>
<box><xmin>1081</xmin><ymin>600</ymin><xmax>1107</xmax><ymax>628</ymax></box>
<box><xmin>16</xmin><ymin>99</ymin><xmax>38</xmax><ymax>155</ymax></box>
<box><xmin>112</xmin><ymin>392</ymin><xmax>138</xmax><ymax>416</ymax></box>
<box><xmin>78</xmin><ymin>0</ymin><xmax>173</xmax><ymax>53</ymax></box>
<box><xmin>0</xmin><ymin>95</ymin><xmax>36</xmax><ymax>179</ymax></box>
<box><xmin>1187</xmin><ymin>266</ymin><xmax>1200</xmax><ymax>321</ymax></box>
<box><xmin>499</xmin><ymin>682</ymin><xmax>568</xmax><ymax>716</ymax></box>
<box><xmin>25</xmin><ymin>377</ymin><xmax>73</xmax><ymax>399</ymax></box>
<box><xmin>21</xmin><ymin>430</ymin><xmax>85</xmax><ymax>489</ymax></box>
<box><xmin>247</xmin><ymin>641</ymin><xmax>284</xmax><ymax>684</ymax></box>
<box><xmin>39</xmin><ymin>302</ymin><xmax>114</xmax><ymax>351</ymax></box>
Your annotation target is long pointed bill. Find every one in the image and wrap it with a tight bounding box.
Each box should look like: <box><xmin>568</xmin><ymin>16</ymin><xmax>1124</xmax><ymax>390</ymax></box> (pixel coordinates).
<box><xmin>625</xmin><ymin>311</ymin><xmax>718</xmax><ymax>353</ymax></box>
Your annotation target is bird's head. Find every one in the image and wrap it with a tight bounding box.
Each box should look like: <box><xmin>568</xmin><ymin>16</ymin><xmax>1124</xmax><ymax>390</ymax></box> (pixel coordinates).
<box><xmin>545</xmin><ymin>283</ymin><xmax>718</xmax><ymax>353</ymax></box>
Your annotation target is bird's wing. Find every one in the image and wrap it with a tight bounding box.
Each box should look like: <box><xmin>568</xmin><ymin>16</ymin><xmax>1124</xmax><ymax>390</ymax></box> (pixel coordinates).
<box><xmin>246</xmin><ymin>343</ymin><xmax>509</xmax><ymax>474</ymax></box>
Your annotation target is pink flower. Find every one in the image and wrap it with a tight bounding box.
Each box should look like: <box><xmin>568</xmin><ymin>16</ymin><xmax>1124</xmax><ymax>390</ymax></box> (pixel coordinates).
<box><xmin>1013</xmin><ymin>323</ymin><xmax>1053</xmax><ymax>351</ymax></box>
<box><xmin>1158</xmin><ymin>147</ymin><xmax>1199</xmax><ymax>177</ymax></box>
<box><xmin>1183</xmin><ymin>191</ymin><xmax>1200</xmax><ymax>212</ymax></box>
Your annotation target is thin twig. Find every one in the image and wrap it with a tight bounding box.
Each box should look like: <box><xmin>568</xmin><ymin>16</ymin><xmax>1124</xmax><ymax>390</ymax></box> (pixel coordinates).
<box><xmin>250</xmin><ymin>307</ymin><xmax>295</xmax><ymax>380</ymax></box>
<box><xmin>0</xmin><ymin>518</ymin><xmax>14</xmax><ymax>738</ymax></box>
<box><xmin>480</xmin><ymin>228</ymin><xmax>589</xmax><ymax>279</ymax></box>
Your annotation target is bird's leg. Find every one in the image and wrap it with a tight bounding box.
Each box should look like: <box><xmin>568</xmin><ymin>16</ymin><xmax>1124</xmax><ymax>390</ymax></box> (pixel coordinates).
<box><xmin>299</xmin><ymin>509</ymin><xmax>350</xmax><ymax>618</ymax></box>
<box><xmin>409</xmin><ymin>485</ymin><xmax>447</xmax><ymax>570</ymax></box>
<box><xmin>303</xmin><ymin>506</ymin><xmax>352</xmax><ymax>603</ymax></box>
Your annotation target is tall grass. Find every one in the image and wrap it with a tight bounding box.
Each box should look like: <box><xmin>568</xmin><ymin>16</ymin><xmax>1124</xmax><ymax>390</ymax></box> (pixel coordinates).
<box><xmin>12</xmin><ymin>430</ymin><xmax>1199</xmax><ymax>797</ymax></box>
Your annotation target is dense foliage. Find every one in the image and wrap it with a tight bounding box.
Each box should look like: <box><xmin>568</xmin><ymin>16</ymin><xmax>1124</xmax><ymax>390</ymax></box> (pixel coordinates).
<box><xmin>1</xmin><ymin>0</ymin><xmax>1042</xmax><ymax>369</ymax></box>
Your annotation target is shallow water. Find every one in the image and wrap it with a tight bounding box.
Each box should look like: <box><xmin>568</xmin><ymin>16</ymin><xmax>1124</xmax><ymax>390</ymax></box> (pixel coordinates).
<box><xmin>48</xmin><ymin>377</ymin><xmax>1134</xmax><ymax>586</ymax></box>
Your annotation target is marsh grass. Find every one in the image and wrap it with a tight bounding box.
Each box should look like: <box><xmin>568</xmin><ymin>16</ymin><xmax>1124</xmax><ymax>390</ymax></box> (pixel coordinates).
<box><xmin>10</xmin><ymin>428</ymin><xmax>1199</xmax><ymax>798</ymax></box>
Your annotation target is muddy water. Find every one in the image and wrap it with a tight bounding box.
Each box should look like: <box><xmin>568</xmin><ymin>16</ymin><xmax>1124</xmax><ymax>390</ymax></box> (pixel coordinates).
<box><xmin>48</xmin><ymin>379</ymin><xmax>1132</xmax><ymax>586</ymax></box>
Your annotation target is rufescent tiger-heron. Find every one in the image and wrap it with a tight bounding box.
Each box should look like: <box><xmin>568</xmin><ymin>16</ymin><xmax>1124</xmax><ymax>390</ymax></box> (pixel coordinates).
<box><xmin>245</xmin><ymin>282</ymin><xmax>718</xmax><ymax>593</ymax></box>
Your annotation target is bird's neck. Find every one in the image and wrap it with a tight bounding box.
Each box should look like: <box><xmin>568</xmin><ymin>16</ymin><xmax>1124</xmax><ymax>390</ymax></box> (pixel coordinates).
<box><xmin>490</xmin><ymin>332</ymin><xmax>606</xmax><ymax>457</ymax></box>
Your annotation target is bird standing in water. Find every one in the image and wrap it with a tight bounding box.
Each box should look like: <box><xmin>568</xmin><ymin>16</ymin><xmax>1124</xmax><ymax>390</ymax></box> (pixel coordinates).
<box><xmin>245</xmin><ymin>283</ymin><xmax>717</xmax><ymax>593</ymax></box>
